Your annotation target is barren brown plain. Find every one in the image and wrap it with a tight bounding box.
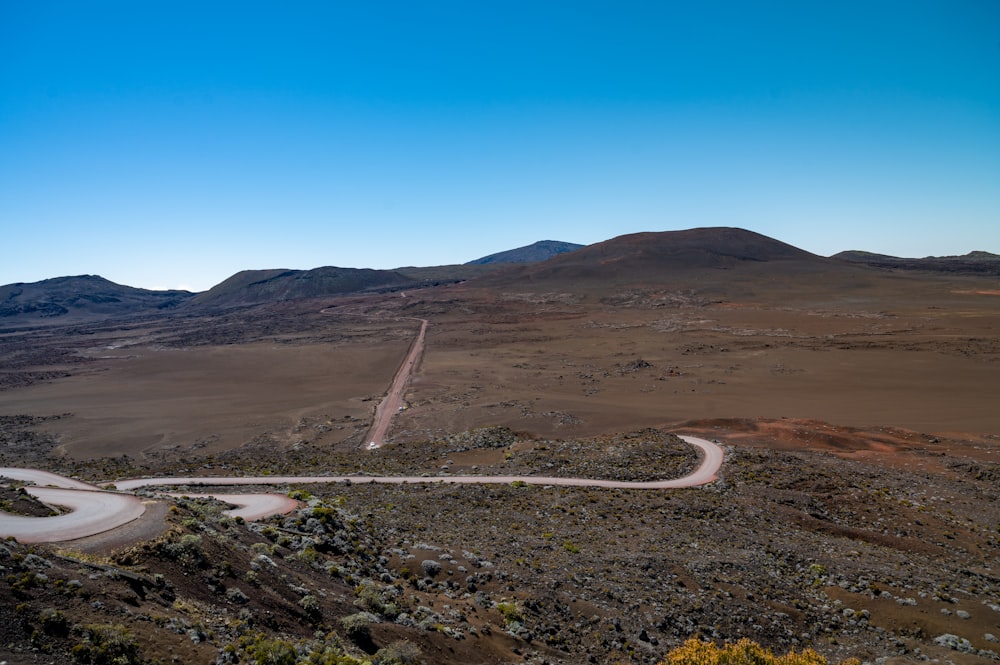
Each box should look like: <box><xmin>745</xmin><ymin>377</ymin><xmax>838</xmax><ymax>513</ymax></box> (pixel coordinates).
<box><xmin>1</xmin><ymin>253</ymin><xmax>999</xmax><ymax>665</ymax></box>
<box><xmin>6</xmin><ymin>268</ymin><xmax>998</xmax><ymax>459</ymax></box>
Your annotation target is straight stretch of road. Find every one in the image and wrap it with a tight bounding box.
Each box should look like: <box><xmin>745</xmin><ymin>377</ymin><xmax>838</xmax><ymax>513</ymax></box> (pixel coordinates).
<box><xmin>0</xmin><ymin>436</ymin><xmax>723</xmax><ymax>543</ymax></box>
<box><xmin>364</xmin><ymin>317</ymin><xmax>428</xmax><ymax>448</ymax></box>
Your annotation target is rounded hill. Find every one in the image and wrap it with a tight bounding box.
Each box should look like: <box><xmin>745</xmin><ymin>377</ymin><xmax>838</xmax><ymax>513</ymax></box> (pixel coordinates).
<box><xmin>470</xmin><ymin>227</ymin><xmax>833</xmax><ymax>294</ymax></box>
<box><xmin>188</xmin><ymin>266</ymin><xmax>415</xmax><ymax>309</ymax></box>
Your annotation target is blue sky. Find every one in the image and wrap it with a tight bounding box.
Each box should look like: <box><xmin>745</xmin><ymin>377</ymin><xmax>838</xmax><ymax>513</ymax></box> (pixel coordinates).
<box><xmin>2</xmin><ymin>1</ymin><xmax>998</xmax><ymax>291</ymax></box>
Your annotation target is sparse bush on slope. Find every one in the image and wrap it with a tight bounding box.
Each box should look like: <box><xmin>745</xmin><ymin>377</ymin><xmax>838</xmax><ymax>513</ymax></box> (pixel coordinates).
<box><xmin>660</xmin><ymin>638</ymin><xmax>859</xmax><ymax>665</ymax></box>
<box><xmin>71</xmin><ymin>623</ymin><xmax>144</xmax><ymax>665</ymax></box>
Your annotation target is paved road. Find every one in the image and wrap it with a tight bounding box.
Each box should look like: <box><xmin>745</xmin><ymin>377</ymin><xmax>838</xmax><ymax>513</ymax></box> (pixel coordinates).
<box><xmin>0</xmin><ymin>435</ymin><xmax>722</xmax><ymax>543</ymax></box>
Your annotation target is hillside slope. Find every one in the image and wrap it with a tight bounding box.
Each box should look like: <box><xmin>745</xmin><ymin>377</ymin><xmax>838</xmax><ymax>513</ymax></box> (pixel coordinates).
<box><xmin>833</xmin><ymin>250</ymin><xmax>1000</xmax><ymax>275</ymax></box>
<box><xmin>466</xmin><ymin>240</ymin><xmax>584</xmax><ymax>265</ymax></box>
<box><xmin>189</xmin><ymin>266</ymin><xmax>415</xmax><ymax>308</ymax></box>
<box><xmin>0</xmin><ymin>275</ymin><xmax>192</xmax><ymax>326</ymax></box>
<box><xmin>470</xmin><ymin>227</ymin><xmax>837</xmax><ymax>295</ymax></box>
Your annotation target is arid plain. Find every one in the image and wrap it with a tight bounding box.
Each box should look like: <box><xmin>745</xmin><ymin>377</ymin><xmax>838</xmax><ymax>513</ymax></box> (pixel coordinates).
<box><xmin>1</xmin><ymin>229</ymin><xmax>999</xmax><ymax>664</ymax></box>
<box><xmin>4</xmin><ymin>262</ymin><xmax>999</xmax><ymax>460</ymax></box>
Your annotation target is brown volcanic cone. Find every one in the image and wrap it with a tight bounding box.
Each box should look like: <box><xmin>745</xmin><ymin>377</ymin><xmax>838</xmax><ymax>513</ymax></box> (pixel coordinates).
<box><xmin>471</xmin><ymin>227</ymin><xmax>837</xmax><ymax>295</ymax></box>
<box><xmin>189</xmin><ymin>266</ymin><xmax>415</xmax><ymax>309</ymax></box>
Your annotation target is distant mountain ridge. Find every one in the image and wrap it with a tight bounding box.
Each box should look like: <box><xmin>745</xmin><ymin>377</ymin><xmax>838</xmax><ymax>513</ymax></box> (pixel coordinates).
<box><xmin>189</xmin><ymin>266</ymin><xmax>416</xmax><ymax>308</ymax></box>
<box><xmin>466</xmin><ymin>240</ymin><xmax>584</xmax><ymax>265</ymax></box>
<box><xmin>0</xmin><ymin>275</ymin><xmax>192</xmax><ymax>325</ymax></box>
<box><xmin>833</xmin><ymin>250</ymin><xmax>1000</xmax><ymax>275</ymax></box>
<box><xmin>6</xmin><ymin>229</ymin><xmax>997</xmax><ymax>325</ymax></box>
<box><xmin>0</xmin><ymin>239</ymin><xmax>588</xmax><ymax>322</ymax></box>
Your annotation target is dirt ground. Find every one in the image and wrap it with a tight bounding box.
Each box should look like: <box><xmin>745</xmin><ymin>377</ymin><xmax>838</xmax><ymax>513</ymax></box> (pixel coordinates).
<box><xmin>1</xmin><ymin>266</ymin><xmax>999</xmax><ymax>664</ymax></box>
<box><xmin>0</xmin><ymin>304</ymin><xmax>425</xmax><ymax>459</ymax></box>
<box><xmin>1</xmin><ymin>270</ymin><xmax>998</xmax><ymax>461</ymax></box>
<box><xmin>0</xmin><ymin>341</ymin><xmax>409</xmax><ymax>458</ymax></box>
<box><xmin>390</xmin><ymin>277</ymin><xmax>1000</xmax><ymax>444</ymax></box>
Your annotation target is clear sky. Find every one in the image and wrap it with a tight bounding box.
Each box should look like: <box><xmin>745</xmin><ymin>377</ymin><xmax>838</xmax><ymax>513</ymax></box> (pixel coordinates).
<box><xmin>2</xmin><ymin>1</ymin><xmax>998</xmax><ymax>291</ymax></box>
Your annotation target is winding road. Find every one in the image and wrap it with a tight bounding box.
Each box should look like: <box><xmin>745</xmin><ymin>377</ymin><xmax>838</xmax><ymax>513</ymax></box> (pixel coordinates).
<box><xmin>0</xmin><ymin>469</ymin><xmax>145</xmax><ymax>543</ymax></box>
<box><xmin>0</xmin><ymin>435</ymin><xmax>722</xmax><ymax>543</ymax></box>
<box><xmin>0</xmin><ymin>313</ymin><xmax>723</xmax><ymax>544</ymax></box>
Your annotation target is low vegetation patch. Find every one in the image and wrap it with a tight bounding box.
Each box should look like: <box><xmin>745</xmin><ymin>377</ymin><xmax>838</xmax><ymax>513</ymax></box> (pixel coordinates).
<box><xmin>661</xmin><ymin>639</ymin><xmax>860</xmax><ymax>665</ymax></box>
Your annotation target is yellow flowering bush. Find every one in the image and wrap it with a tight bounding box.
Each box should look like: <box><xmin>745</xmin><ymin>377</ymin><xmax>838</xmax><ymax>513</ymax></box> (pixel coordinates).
<box><xmin>660</xmin><ymin>638</ymin><xmax>860</xmax><ymax>665</ymax></box>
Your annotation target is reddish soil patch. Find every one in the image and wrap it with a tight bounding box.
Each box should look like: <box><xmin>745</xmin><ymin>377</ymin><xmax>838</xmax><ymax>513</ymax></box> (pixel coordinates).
<box><xmin>677</xmin><ymin>416</ymin><xmax>1000</xmax><ymax>476</ymax></box>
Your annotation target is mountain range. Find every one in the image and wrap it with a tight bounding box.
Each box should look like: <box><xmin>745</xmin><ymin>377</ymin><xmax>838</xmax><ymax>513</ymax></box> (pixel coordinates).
<box><xmin>2</xmin><ymin>228</ymin><xmax>996</xmax><ymax>326</ymax></box>
<box><xmin>832</xmin><ymin>249</ymin><xmax>1000</xmax><ymax>275</ymax></box>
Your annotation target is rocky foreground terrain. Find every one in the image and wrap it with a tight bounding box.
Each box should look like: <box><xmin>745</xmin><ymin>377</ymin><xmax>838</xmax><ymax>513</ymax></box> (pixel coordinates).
<box><xmin>1</xmin><ymin>417</ymin><xmax>998</xmax><ymax>665</ymax></box>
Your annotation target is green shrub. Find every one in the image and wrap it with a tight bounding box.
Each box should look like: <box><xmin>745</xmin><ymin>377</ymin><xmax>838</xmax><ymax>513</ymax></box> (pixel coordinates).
<box><xmin>299</xmin><ymin>594</ymin><xmax>322</xmax><ymax>619</ymax></box>
<box><xmin>374</xmin><ymin>639</ymin><xmax>423</xmax><ymax>664</ymax></box>
<box><xmin>71</xmin><ymin>623</ymin><xmax>143</xmax><ymax>665</ymax></box>
<box><xmin>296</xmin><ymin>546</ymin><xmax>321</xmax><ymax>564</ymax></box>
<box><xmin>354</xmin><ymin>581</ymin><xmax>385</xmax><ymax>615</ymax></box>
<box><xmin>243</xmin><ymin>637</ymin><xmax>297</xmax><ymax>665</ymax></box>
<box><xmin>232</xmin><ymin>631</ymin><xmax>372</xmax><ymax>665</ymax></box>
<box><xmin>340</xmin><ymin>612</ymin><xmax>375</xmax><ymax>640</ymax></box>
<box><xmin>158</xmin><ymin>532</ymin><xmax>205</xmax><ymax>567</ymax></box>
<box><xmin>40</xmin><ymin>607</ymin><xmax>70</xmax><ymax>637</ymax></box>
<box><xmin>7</xmin><ymin>570</ymin><xmax>44</xmax><ymax>595</ymax></box>
<box><xmin>496</xmin><ymin>601</ymin><xmax>522</xmax><ymax>626</ymax></box>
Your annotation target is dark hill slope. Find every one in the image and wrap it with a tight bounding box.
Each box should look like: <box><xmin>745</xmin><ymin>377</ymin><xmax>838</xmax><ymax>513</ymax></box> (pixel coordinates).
<box><xmin>0</xmin><ymin>275</ymin><xmax>192</xmax><ymax>326</ymax></box>
<box><xmin>189</xmin><ymin>266</ymin><xmax>416</xmax><ymax>308</ymax></box>
<box><xmin>833</xmin><ymin>250</ymin><xmax>1000</xmax><ymax>275</ymax></box>
<box><xmin>394</xmin><ymin>263</ymin><xmax>505</xmax><ymax>282</ymax></box>
<box><xmin>466</xmin><ymin>240</ymin><xmax>584</xmax><ymax>265</ymax></box>
<box><xmin>470</xmin><ymin>227</ymin><xmax>835</xmax><ymax>295</ymax></box>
